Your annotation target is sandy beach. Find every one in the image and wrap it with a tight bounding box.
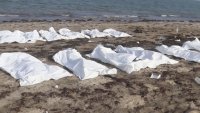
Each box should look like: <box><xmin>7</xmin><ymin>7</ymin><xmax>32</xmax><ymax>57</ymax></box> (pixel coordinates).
<box><xmin>0</xmin><ymin>21</ymin><xmax>200</xmax><ymax>113</ymax></box>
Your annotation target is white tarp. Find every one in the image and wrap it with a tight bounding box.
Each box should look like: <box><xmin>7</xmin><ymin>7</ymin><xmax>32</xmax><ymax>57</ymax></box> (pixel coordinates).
<box><xmin>0</xmin><ymin>30</ymin><xmax>43</xmax><ymax>43</ymax></box>
<box><xmin>182</xmin><ymin>38</ymin><xmax>200</xmax><ymax>51</ymax></box>
<box><xmin>115</xmin><ymin>45</ymin><xmax>178</xmax><ymax>64</ymax></box>
<box><xmin>39</xmin><ymin>27</ymin><xmax>66</xmax><ymax>41</ymax></box>
<box><xmin>81</xmin><ymin>29</ymin><xmax>110</xmax><ymax>38</ymax></box>
<box><xmin>156</xmin><ymin>45</ymin><xmax>200</xmax><ymax>63</ymax></box>
<box><xmin>103</xmin><ymin>29</ymin><xmax>131</xmax><ymax>38</ymax></box>
<box><xmin>88</xmin><ymin>45</ymin><xmax>137</xmax><ymax>73</ymax></box>
<box><xmin>88</xmin><ymin>45</ymin><xmax>178</xmax><ymax>74</ymax></box>
<box><xmin>81</xmin><ymin>29</ymin><xmax>131</xmax><ymax>38</ymax></box>
<box><xmin>0</xmin><ymin>52</ymin><xmax>72</xmax><ymax>86</ymax></box>
<box><xmin>24</xmin><ymin>30</ymin><xmax>45</xmax><ymax>43</ymax></box>
<box><xmin>59</xmin><ymin>28</ymin><xmax>90</xmax><ymax>39</ymax></box>
<box><xmin>53</xmin><ymin>48</ymin><xmax>117</xmax><ymax>80</ymax></box>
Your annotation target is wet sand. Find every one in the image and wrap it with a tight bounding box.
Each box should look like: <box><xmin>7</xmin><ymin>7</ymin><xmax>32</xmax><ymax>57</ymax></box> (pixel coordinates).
<box><xmin>0</xmin><ymin>21</ymin><xmax>200</xmax><ymax>113</ymax></box>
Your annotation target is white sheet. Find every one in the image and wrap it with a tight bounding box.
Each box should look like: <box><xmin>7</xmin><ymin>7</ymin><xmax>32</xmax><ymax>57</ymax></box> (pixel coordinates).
<box><xmin>39</xmin><ymin>27</ymin><xmax>66</xmax><ymax>41</ymax></box>
<box><xmin>115</xmin><ymin>45</ymin><xmax>178</xmax><ymax>64</ymax></box>
<box><xmin>0</xmin><ymin>30</ymin><xmax>26</xmax><ymax>43</ymax></box>
<box><xmin>89</xmin><ymin>45</ymin><xmax>177</xmax><ymax>74</ymax></box>
<box><xmin>53</xmin><ymin>48</ymin><xmax>117</xmax><ymax>80</ymax></box>
<box><xmin>103</xmin><ymin>29</ymin><xmax>131</xmax><ymax>38</ymax></box>
<box><xmin>156</xmin><ymin>45</ymin><xmax>200</xmax><ymax>63</ymax></box>
<box><xmin>0</xmin><ymin>52</ymin><xmax>72</xmax><ymax>86</ymax></box>
<box><xmin>182</xmin><ymin>38</ymin><xmax>200</xmax><ymax>51</ymax></box>
<box><xmin>81</xmin><ymin>29</ymin><xmax>110</xmax><ymax>38</ymax></box>
<box><xmin>0</xmin><ymin>30</ymin><xmax>44</xmax><ymax>43</ymax></box>
<box><xmin>59</xmin><ymin>28</ymin><xmax>90</xmax><ymax>39</ymax></box>
<box><xmin>24</xmin><ymin>30</ymin><xmax>45</xmax><ymax>43</ymax></box>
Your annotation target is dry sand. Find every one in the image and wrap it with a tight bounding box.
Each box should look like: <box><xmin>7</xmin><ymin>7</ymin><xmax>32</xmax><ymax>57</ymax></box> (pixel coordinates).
<box><xmin>0</xmin><ymin>21</ymin><xmax>200</xmax><ymax>113</ymax></box>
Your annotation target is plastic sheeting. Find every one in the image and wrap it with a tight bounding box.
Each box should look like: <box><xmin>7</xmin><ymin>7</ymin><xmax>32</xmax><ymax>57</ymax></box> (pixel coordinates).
<box><xmin>0</xmin><ymin>52</ymin><xmax>72</xmax><ymax>86</ymax></box>
<box><xmin>183</xmin><ymin>38</ymin><xmax>200</xmax><ymax>51</ymax></box>
<box><xmin>59</xmin><ymin>28</ymin><xmax>90</xmax><ymax>39</ymax></box>
<box><xmin>0</xmin><ymin>28</ymin><xmax>131</xmax><ymax>43</ymax></box>
<box><xmin>115</xmin><ymin>45</ymin><xmax>178</xmax><ymax>63</ymax></box>
<box><xmin>81</xmin><ymin>29</ymin><xmax>131</xmax><ymax>38</ymax></box>
<box><xmin>24</xmin><ymin>30</ymin><xmax>45</xmax><ymax>43</ymax></box>
<box><xmin>81</xmin><ymin>29</ymin><xmax>110</xmax><ymax>38</ymax></box>
<box><xmin>53</xmin><ymin>48</ymin><xmax>117</xmax><ymax>80</ymax></box>
<box><xmin>39</xmin><ymin>27</ymin><xmax>66</xmax><ymax>41</ymax></box>
<box><xmin>89</xmin><ymin>45</ymin><xmax>178</xmax><ymax>74</ymax></box>
<box><xmin>156</xmin><ymin>45</ymin><xmax>200</xmax><ymax>63</ymax></box>
<box><xmin>88</xmin><ymin>45</ymin><xmax>137</xmax><ymax>74</ymax></box>
<box><xmin>0</xmin><ymin>30</ymin><xmax>44</xmax><ymax>43</ymax></box>
<box><xmin>103</xmin><ymin>29</ymin><xmax>131</xmax><ymax>38</ymax></box>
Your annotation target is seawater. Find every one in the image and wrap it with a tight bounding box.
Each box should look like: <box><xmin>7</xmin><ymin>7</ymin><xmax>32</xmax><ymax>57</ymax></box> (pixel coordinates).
<box><xmin>0</xmin><ymin>0</ymin><xmax>200</xmax><ymax>22</ymax></box>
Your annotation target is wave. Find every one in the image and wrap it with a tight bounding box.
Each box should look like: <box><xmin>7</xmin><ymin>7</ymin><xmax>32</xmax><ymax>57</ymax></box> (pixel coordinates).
<box><xmin>161</xmin><ymin>14</ymin><xmax>179</xmax><ymax>17</ymax></box>
<box><xmin>0</xmin><ymin>14</ymin><xmax>19</xmax><ymax>17</ymax></box>
<box><xmin>103</xmin><ymin>15</ymin><xmax>138</xmax><ymax>18</ymax></box>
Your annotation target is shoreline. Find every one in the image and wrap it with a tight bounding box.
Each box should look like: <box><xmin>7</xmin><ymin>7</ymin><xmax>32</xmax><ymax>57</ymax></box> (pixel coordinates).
<box><xmin>2</xmin><ymin>17</ymin><xmax>200</xmax><ymax>23</ymax></box>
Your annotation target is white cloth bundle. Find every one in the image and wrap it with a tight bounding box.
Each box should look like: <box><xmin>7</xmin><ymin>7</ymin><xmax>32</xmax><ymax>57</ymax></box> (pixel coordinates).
<box><xmin>53</xmin><ymin>48</ymin><xmax>117</xmax><ymax>80</ymax></box>
<box><xmin>59</xmin><ymin>28</ymin><xmax>90</xmax><ymax>39</ymax></box>
<box><xmin>39</xmin><ymin>27</ymin><xmax>66</xmax><ymax>41</ymax></box>
<box><xmin>89</xmin><ymin>45</ymin><xmax>177</xmax><ymax>74</ymax></box>
<box><xmin>182</xmin><ymin>38</ymin><xmax>200</xmax><ymax>51</ymax></box>
<box><xmin>81</xmin><ymin>29</ymin><xmax>110</xmax><ymax>38</ymax></box>
<box><xmin>103</xmin><ymin>29</ymin><xmax>131</xmax><ymax>38</ymax></box>
<box><xmin>0</xmin><ymin>52</ymin><xmax>72</xmax><ymax>86</ymax></box>
<box><xmin>0</xmin><ymin>30</ymin><xmax>43</xmax><ymax>43</ymax></box>
<box><xmin>156</xmin><ymin>45</ymin><xmax>200</xmax><ymax>63</ymax></box>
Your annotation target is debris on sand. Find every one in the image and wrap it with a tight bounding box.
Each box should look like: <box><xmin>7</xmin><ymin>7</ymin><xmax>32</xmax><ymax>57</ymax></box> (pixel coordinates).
<box><xmin>194</xmin><ymin>77</ymin><xmax>200</xmax><ymax>84</ymax></box>
<box><xmin>150</xmin><ymin>72</ymin><xmax>161</xmax><ymax>79</ymax></box>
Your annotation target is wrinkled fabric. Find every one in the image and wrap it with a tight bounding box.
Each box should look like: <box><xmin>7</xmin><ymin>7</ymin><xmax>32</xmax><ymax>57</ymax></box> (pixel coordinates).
<box><xmin>89</xmin><ymin>45</ymin><xmax>177</xmax><ymax>74</ymax></box>
<box><xmin>0</xmin><ymin>30</ymin><xmax>43</xmax><ymax>43</ymax></box>
<box><xmin>103</xmin><ymin>29</ymin><xmax>131</xmax><ymax>38</ymax></box>
<box><xmin>183</xmin><ymin>38</ymin><xmax>200</xmax><ymax>51</ymax></box>
<box><xmin>53</xmin><ymin>48</ymin><xmax>117</xmax><ymax>80</ymax></box>
<box><xmin>81</xmin><ymin>29</ymin><xmax>110</xmax><ymax>38</ymax></box>
<box><xmin>39</xmin><ymin>27</ymin><xmax>66</xmax><ymax>41</ymax></box>
<box><xmin>0</xmin><ymin>52</ymin><xmax>72</xmax><ymax>86</ymax></box>
<box><xmin>59</xmin><ymin>28</ymin><xmax>90</xmax><ymax>39</ymax></box>
<box><xmin>115</xmin><ymin>45</ymin><xmax>178</xmax><ymax>64</ymax></box>
<box><xmin>156</xmin><ymin>45</ymin><xmax>200</xmax><ymax>63</ymax></box>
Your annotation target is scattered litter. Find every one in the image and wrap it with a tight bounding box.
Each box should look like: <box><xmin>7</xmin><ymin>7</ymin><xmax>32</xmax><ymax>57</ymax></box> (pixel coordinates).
<box><xmin>194</xmin><ymin>77</ymin><xmax>200</xmax><ymax>84</ymax></box>
<box><xmin>159</xmin><ymin>36</ymin><xmax>167</xmax><ymax>41</ymax></box>
<box><xmin>24</xmin><ymin>48</ymin><xmax>28</xmax><ymax>50</ymax></box>
<box><xmin>175</xmin><ymin>39</ymin><xmax>181</xmax><ymax>42</ymax></box>
<box><xmin>137</xmin><ymin>41</ymin><xmax>140</xmax><ymax>44</ymax></box>
<box><xmin>55</xmin><ymin>85</ymin><xmax>59</xmax><ymax>89</ymax></box>
<box><xmin>176</xmin><ymin>27</ymin><xmax>179</xmax><ymax>34</ymax></box>
<box><xmin>105</xmin><ymin>43</ymin><xmax>116</xmax><ymax>48</ymax></box>
<box><xmin>88</xmin><ymin>40</ymin><xmax>94</xmax><ymax>42</ymax></box>
<box><xmin>53</xmin><ymin>48</ymin><xmax>117</xmax><ymax>80</ymax></box>
<box><xmin>150</xmin><ymin>72</ymin><xmax>161</xmax><ymax>79</ymax></box>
